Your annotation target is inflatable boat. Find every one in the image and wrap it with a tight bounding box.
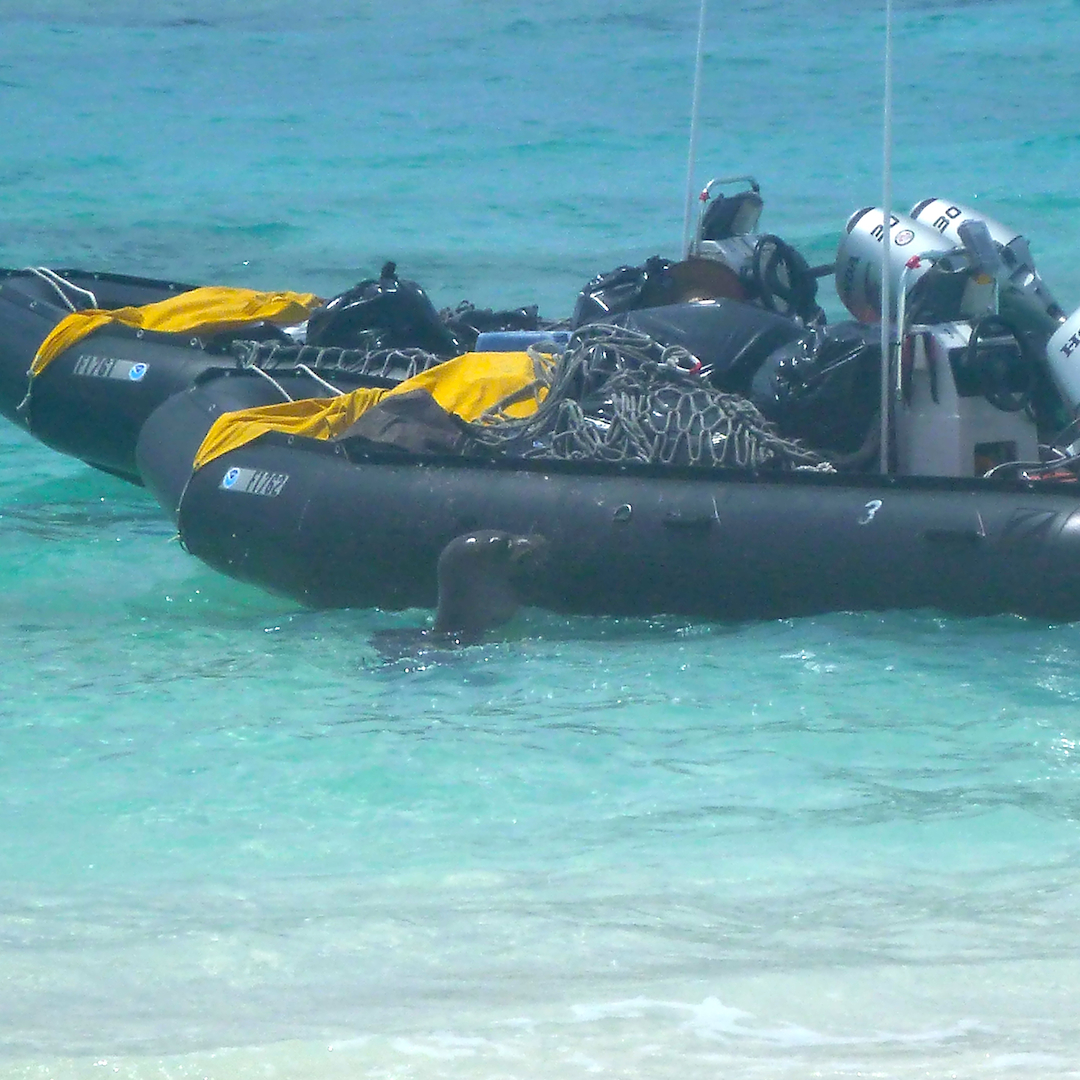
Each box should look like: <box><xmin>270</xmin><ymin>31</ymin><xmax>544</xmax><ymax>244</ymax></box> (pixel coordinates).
<box><xmin>130</xmin><ymin>188</ymin><xmax>1080</xmax><ymax>623</ymax></box>
<box><xmin>0</xmin><ymin>192</ymin><xmax>820</xmax><ymax>488</ymax></box>
<box><xmin>0</xmin><ymin>263</ymin><xmax>498</xmax><ymax>483</ymax></box>
<box><xmin>136</xmin><ymin>359</ymin><xmax>1080</xmax><ymax>622</ymax></box>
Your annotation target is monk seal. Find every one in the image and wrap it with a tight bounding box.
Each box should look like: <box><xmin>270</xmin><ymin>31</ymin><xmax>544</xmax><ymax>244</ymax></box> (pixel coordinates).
<box><xmin>373</xmin><ymin>529</ymin><xmax>546</xmax><ymax>659</ymax></box>
<box><xmin>432</xmin><ymin>529</ymin><xmax>545</xmax><ymax>643</ymax></box>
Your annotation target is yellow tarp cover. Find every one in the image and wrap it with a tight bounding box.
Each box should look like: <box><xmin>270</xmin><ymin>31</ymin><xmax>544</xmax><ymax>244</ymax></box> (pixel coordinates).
<box><xmin>192</xmin><ymin>349</ymin><xmax>552</xmax><ymax>471</ymax></box>
<box><xmin>30</xmin><ymin>286</ymin><xmax>323</xmax><ymax>377</ymax></box>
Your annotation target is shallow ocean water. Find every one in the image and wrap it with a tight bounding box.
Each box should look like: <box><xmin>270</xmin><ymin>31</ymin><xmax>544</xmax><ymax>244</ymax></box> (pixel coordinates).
<box><xmin>3</xmin><ymin>0</ymin><xmax>1080</xmax><ymax>1076</ymax></box>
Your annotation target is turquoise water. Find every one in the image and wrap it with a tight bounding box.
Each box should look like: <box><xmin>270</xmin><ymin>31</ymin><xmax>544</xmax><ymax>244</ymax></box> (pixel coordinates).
<box><xmin>4</xmin><ymin>1</ymin><xmax>1080</xmax><ymax>1076</ymax></box>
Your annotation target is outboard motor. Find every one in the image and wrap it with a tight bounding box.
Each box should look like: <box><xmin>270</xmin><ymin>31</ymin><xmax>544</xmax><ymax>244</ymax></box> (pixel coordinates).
<box><xmin>836</xmin><ymin>205</ymin><xmax>1048</xmax><ymax>476</ymax></box>
<box><xmin>835</xmin><ymin>208</ymin><xmax>993</xmax><ymax>324</ymax></box>
<box><xmin>1046</xmin><ymin>310</ymin><xmax>1080</xmax><ymax>416</ymax></box>
<box><xmin>909</xmin><ymin>198</ymin><xmax>1066</xmax><ymax>336</ymax></box>
<box><xmin>910</xmin><ymin>198</ymin><xmax>1080</xmax><ymax>418</ymax></box>
<box><xmin>306</xmin><ymin>261</ymin><xmax>464</xmax><ymax>356</ymax></box>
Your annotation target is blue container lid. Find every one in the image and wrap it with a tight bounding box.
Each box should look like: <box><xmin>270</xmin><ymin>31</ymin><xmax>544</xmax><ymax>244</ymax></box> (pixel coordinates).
<box><xmin>474</xmin><ymin>330</ymin><xmax>571</xmax><ymax>352</ymax></box>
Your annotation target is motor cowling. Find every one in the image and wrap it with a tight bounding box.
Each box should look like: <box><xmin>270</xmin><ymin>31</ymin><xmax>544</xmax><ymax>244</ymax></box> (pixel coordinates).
<box><xmin>1046</xmin><ymin>306</ymin><xmax>1080</xmax><ymax>414</ymax></box>
<box><xmin>909</xmin><ymin>198</ymin><xmax>1065</xmax><ymax>338</ymax></box>
<box><xmin>306</xmin><ymin>262</ymin><xmax>464</xmax><ymax>356</ymax></box>
<box><xmin>835</xmin><ymin>207</ymin><xmax>990</xmax><ymax>325</ymax></box>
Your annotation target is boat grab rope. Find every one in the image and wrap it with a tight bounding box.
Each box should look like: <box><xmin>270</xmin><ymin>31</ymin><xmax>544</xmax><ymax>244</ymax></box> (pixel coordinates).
<box><xmin>468</xmin><ymin>324</ymin><xmax>827</xmax><ymax>471</ymax></box>
<box><xmin>14</xmin><ymin>266</ymin><xmax>101</xmax><ymax>412</ymax></box>
<box><xmin>232</xmin><ymin>343</ymin><xmax>349</xmax><ymax>397</ymax></box>
<box><xmin>294</xmin><ymin>364</ymin><xmax>345</xmax><ymax>396</ymax></box>
<box><xmin>243</xmin><ymin>364</ymin><xmax>294</xmax><ymax>402</ymax></box>
<box><xmin>23</xmin><ymin>267</ymin><xmax>99</xmax><ymax>312</ymax></box>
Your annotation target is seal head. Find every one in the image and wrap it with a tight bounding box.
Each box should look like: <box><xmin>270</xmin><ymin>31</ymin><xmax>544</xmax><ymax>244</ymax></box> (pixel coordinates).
<box><xmin>432</xmin><ymin>530</ymin><xmax>544</xmax><ymax>643</ymax></box>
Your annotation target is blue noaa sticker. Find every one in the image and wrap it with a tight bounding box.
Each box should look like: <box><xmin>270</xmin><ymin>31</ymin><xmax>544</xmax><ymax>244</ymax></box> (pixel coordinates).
<box><xmin>128</xmin><ymin>362</ymin><xmax>148</xmax><ymax>381</ymax></box>
<box><xmin>221</xmin><ymin>467</ymin><xmax>241</xmax><ymax>489</ymax></box>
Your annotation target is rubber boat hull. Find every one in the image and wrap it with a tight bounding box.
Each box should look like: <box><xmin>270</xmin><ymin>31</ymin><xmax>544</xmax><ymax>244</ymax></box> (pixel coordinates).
<box><xmin>0</xmin><ymin>270</ymin><xmax>207</xmax><ymax>479</ymax></box>
<box><xmin>138</xmin><ymin>381</ymin><xmax>1080</xmax><ymax>622</ymax></box>
<box><xmin>0</xmin><ymin>269</ymin><xmax>365</xmax><ymax>483</ymax></box>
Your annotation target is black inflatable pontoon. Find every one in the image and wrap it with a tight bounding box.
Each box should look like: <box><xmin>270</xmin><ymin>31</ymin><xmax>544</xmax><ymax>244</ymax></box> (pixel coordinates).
<box><xmin>0</xmin><ymin>268</ymin><xmax>421</xmax><ymax>483</ymax></box>
<box><xmin>137</xmin><ymin>374</ymin><xmax>1080</xmax><ymax>622</ymax></box>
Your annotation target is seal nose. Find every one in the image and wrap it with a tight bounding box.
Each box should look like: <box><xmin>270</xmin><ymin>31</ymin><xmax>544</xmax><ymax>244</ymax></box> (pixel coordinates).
<box><xmin>509</xmin><ymin>533</ymin><xmax>547</xmax><ymax>563</ymax></box>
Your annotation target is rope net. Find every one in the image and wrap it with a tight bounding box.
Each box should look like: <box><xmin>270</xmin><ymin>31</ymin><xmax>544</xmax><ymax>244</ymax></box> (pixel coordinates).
<box><xmin>466</xmin><ymin>324</ymin><xmax>827</xmax><ymax>471</ymax></box>
<box><xmin>232</xmin><ymin>327</ymin><xmax>826</xmax><ymax>471</ymax></box>
<box><xmin>229</xmin><ymin>340</ymin><xmax>444</xmax><ymax>383</ymax></box>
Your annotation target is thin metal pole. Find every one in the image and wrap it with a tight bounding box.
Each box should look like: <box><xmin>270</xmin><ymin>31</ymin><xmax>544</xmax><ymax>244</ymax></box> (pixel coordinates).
<box><xmin>682</xmin><ymin>0</ymin><xmax>708</xmax><ymax>258</ymax></box>
<box><xmin>879</xmin><ymin>0</ymin><xmax>894</xmax><ymax>474</ymax></box>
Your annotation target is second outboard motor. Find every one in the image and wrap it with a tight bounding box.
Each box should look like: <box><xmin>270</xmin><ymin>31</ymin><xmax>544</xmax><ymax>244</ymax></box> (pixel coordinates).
<box><xmin>1046</xmin><ymin>308</ymin><xmax>1080</xmax><ymax>415</ymax></box>
<box><xmin>835</xmin><ymin>208</ymin><xmax>986</xmax><ymax>324</ymax></box>
<box><xmin>911</xmin><ymin>198</ymin><xmax>1077</xmax><ymax>416</ymax></box>
<box><xmin>910</xmin><ymin>198</ymin><xmax>1066</xmax><ymax>337</ymax></box>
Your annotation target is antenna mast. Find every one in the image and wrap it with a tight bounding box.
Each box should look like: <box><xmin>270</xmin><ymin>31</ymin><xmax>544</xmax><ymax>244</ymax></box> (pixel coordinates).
<box><xmin>879</xmin><ymin>0</ymin><xmax>895</xmax><ymax>473</ymax></box>
<box><xmin>682</xmin><ymin>0</ymin><xmax>708</xmax><ymax>257</ymax></box>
